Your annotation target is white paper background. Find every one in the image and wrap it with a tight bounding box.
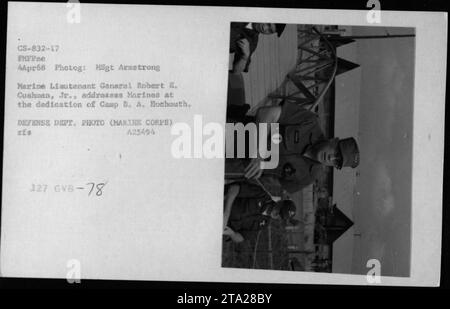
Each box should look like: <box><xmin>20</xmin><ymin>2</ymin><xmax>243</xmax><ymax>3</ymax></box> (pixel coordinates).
<box><xmin>1</xmin><ymin>2</ymin><xmax>447</xmax><ymax>286</ymax></box>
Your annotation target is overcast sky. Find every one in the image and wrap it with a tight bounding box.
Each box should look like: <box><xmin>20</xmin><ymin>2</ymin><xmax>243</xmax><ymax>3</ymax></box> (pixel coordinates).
<box><xmin>333</xmin><ymin>26</ymin><xmax>415</xmax><ymax>277</ymax></box>
<box><xmin>354</xmin><ymin>27</ymin><xmax>415</xmax><ymax>277</ymax></box>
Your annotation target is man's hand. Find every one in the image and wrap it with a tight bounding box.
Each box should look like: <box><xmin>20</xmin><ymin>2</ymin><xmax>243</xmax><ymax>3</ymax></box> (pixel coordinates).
<box><xmin>236</xmin><ymin>38</ymin><xmax>250</xmax><ymax>58</ymax></box>
<box><xmin>223</xmin><ymin>226</ymin><xmax>244</xmax><ymax>243</ymax></box>
<box><xmin>244</xmin><ymin>158</ymin><xmax>263</xmax><ymax>180</ymax></box>
<box><xmin>223</xmin><ymin>226</ymin><xmax>234</xmax><ymax>236</ymax></box>
<box><xmin>232</xmin><ymin>38</ymin><xmax>251</xmax><ymax>73</ymax></box>
<box><xmin>223</xmin><ymin>184</ymin><xmax>240</xmax><ymax>230</ymax></box>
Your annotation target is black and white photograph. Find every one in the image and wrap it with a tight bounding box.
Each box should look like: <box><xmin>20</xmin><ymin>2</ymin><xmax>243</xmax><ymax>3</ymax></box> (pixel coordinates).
<box><xmin>0</xmin><ymin>2</ymin><xmax>446</xmax><ymax>289</ymax></box>
<box><xmin>223</xmin><ymin>23</ymin><xmax>415</xmax><ymax>276</ymax></box>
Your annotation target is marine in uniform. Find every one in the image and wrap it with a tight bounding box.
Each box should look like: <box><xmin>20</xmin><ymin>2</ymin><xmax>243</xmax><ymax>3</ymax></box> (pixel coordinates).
<box><xmin>229</xmin><ymin>22</ymin><xmax>286</xmax><ymax>73</ymax></box>
<box><xmin>225</xmin><ymin>101</ymin><xmax>360</xmax><ymax>197</ymax></box>
<box><xmin>223</xmin><ymin>183</ymin><xmax>296</xmax><ymax>243</ymax></box>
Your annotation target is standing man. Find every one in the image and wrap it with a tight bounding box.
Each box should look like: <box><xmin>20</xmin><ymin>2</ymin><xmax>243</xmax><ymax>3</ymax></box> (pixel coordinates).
<box><xmin>223</xmin><ymin>183</ymin><xmax>296</xmax><ymax>243</ymax></box>
<box><xmin>230</xmin><ymin>22</ymin><xmax>286</xmax><ymax>73</ymax></box>
<box><xmin>225</xmin><ymin>101</ymin><xmax>360</xmax><ymax>196</ymax></box>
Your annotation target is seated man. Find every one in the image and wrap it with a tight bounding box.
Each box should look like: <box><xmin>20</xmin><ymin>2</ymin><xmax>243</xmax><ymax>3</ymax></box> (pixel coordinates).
<box><xmin>230</xmin><ymin>22</ymin><xmax>286</xmax><ymax>73</ymax></box>
<box><xmin>225</xmin><ymin>100</ymin><xmax>360</xmax><ymax>196</ymax></box>
<box><xmin>223</xmin><ymin>183</ymin><xmax>296</xmax><ymax>243</ymax></box>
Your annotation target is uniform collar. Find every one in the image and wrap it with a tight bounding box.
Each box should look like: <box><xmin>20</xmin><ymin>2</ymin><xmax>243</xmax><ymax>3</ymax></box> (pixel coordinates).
<box><xmin>302</xmin><ymin>132</ymin><xmax>326</xmax><ymax>175</ymax></box>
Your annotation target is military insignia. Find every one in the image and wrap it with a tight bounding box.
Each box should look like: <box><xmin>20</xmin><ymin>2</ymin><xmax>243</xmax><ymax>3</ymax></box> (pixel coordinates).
<box><xmin>282</xmin><ymin>163</ymin><xmax>296</xmax><ymax>177</ymax></box>
<box><xmin>271</xmin><ymin>133</ymin><xmax>282</xmax><ymax>144</ymax></box>
<box><xmin>354</xmin><ymin>152</ymin><xmax>360</xmax><ymax>166</ymax></box>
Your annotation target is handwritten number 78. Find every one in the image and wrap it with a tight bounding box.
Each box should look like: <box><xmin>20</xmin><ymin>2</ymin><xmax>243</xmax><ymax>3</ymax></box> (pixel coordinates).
<box><xmin>86</xmin><ymin>182</ymin><xmax>107</xmax><ymax>196</ymax></box>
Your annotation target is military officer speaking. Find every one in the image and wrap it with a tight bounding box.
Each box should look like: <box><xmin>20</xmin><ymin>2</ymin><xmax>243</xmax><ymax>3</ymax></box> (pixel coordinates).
<box><xmin>225</xmin><ymin>100</ymin><xmax>360</xmax><ymax>197</ymax></box>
